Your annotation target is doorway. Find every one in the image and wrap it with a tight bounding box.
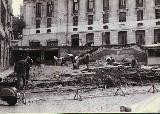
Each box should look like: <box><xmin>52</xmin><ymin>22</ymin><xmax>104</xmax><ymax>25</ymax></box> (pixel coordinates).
<box><xmin>71</xmin><ymin>34</ymin><xmax>79</xmax><ymax>47</ymax></box>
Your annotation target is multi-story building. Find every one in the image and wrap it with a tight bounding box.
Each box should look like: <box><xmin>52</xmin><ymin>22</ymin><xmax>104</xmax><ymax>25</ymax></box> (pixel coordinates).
<box><xmin>0</xmin><ymin>0</ymin><xmax>13</xmax><ymax>71</ymax></box>
<box><xmin>20</xmin><ymin>0</ymin><xmax>160</xmax><ymax>64</ymax></box>
<box><xmin>22</xmin><ymin>0</ymin><xmax>160</xmax><ymax>46</ymax></box>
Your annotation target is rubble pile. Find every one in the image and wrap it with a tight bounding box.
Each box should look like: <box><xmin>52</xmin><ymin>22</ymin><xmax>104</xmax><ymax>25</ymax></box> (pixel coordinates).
<box><xmin>89</xmin><ymin>46</ymin><xmax>147</xmax><ymax>65</ymax></box>
<box><xmin>27</xmin><ymin>65</ymin><xmax>160</xmax><ymax>89</ymax></box>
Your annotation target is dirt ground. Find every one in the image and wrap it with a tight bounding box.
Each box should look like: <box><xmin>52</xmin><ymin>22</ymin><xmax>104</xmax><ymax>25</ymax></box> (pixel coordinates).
<box><xmin>2</xmin><ymin>64</ymin><xmax>160</xmax><ymax>113</ymax></box>
<box><xmin>0</xmin><ymin>84</ymin><xmax>159</xmax><ymax>113</ymax></box>
<box><xmin>27</xmin><ymin>64</ymin><xmax>160</xmax><ymax>89</ymax></box>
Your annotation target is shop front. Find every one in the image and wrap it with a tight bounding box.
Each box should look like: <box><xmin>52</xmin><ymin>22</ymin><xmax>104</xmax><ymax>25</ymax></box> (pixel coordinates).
<box><xmin>145</xmin><ymin>44</ymin><xmax>160</xmax><ymax>65</ymax></box>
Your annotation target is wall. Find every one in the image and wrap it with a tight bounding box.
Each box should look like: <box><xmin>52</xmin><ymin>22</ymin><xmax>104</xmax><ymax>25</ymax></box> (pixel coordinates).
<box><xmin>0</xmin><ymin>0</ymin><xmax>12</xmax><ymax>71</ymax></box>
<box><xmin>22</xmin><ymin>0</ymin><xmax>160</xmax><ymax>47</ymax></box>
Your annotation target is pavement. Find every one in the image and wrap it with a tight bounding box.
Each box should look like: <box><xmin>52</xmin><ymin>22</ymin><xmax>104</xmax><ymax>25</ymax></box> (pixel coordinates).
<box><xmin>0</xmin><ymin>85</ymin><xmax>156</xmax><ymax>113</ymax></box>
<box><xmin>0</xmin><ymin>66</ymin><xmax>14</xmax><ymax>80</ymax></box>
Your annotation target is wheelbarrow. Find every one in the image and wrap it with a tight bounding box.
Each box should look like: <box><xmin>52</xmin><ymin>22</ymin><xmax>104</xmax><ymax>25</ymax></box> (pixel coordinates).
<box><xmin>0</xmin><ymin>81</ymin><xmax>26</xmax><ymax>106</ymax></box>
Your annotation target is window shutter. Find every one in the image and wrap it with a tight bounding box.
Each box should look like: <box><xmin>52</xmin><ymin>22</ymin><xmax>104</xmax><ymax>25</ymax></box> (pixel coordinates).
<box><xmin>42</xmin><ymin>3</ymin><xmax>44</xmax><ymax>17</ymax></box>
<box><xmin>102</xmin><ymin>32</ymin><xmax>105</xmax><ymax>45</ymax></box>
<box><xmin>93</xmin><ymin>0</ymin><xmax>95</xmax><ymax>11</ymax></box>
<box><xmin>87</xmin><ymin>0</ymin><xmax>89</xmax><ymax>11</ymax></box>
<box><xmin>73</xmin><ymin>0</ymin><xmax>75</xmax><ymax>12</ymax></box>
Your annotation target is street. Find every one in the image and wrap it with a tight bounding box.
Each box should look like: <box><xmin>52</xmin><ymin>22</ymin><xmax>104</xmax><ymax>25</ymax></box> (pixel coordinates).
<box><xmin>0</xmin><ymin>85</ymin><xmax>158</xmax><ymax>113</ymax></box>
<box><xmin>1</xmin><ymin>0</ymin><xmax>160</xmax><ymax>113</ymax></box>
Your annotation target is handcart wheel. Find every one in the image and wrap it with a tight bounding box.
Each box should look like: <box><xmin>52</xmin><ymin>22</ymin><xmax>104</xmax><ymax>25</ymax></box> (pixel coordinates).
<box><xmin>5</xmin><ymin>96</ymin><xmax>17</xmax><ymax>106</ymax></box>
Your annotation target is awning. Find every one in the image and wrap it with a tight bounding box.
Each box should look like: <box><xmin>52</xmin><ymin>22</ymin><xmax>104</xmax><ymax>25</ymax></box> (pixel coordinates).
<box><xmin>144</xmin><ymin>44</ymin><xmax>160</xmax><ymax>49</ymax></box>
<box><xmin>145</xmin><ymin>44</ymin><xmax>160</xmax><ymax>47</ymax></box>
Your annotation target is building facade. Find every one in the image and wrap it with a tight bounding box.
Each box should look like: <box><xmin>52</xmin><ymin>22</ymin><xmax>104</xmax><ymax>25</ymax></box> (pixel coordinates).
<box><xmin>22</xmin><ymin>0</ymin><xmax>160</xmax><ymax>47</ymax></box>
<box><xmin>20</xmin><ymin>0</ymin><xmax>160</xmax><ymax>65</ymax></box>
<box><xmin>0</xmin><ymin>0</ymin><xmax>13</xmax><ymax>71</ymax></box>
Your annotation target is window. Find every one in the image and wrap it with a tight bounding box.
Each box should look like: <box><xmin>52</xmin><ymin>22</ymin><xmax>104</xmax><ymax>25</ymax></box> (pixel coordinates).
<box><xmin>36</xmin><ymin>20</ymin><xmax>41</xmax><ymax>28</ymax></box>
<box><xmin>118</xmin><ymin>31</ymin><xmax>127</xmax><ymax>45</ymax></box>
<box><xmin>102</xmin><ymin>32</ymin><xmax>110</xmax><ymax>45</ymax></box>
<box><xmin>88</xmin><ymin>0</ymin><xmax>95</xmax><ymax>12</ymax></box>
<box><xmin>119</xmin><ymin>0</ymin><xmax>126</xmax><ymax>9</ymax></box>
<box><xmin>73</xmin><ymin>16</ymin><xmax>78</xmax><ymax>26</ymax></box>
<box><xmin>119</xmin><ymin>12</ymin><xmax>126</xmax><ymax>22</ymax></box>
<box><xmin>156</xmin><ymin>21</ymin><xmax>160</xmax><ymax>25</ymax></box>
<box><xmin>47</xmin><ymin>29</ymin><xmax>51</xmax><ymax>33</ymax></box>
<box><xmin>86</xmin><ymin>33</ymin><xmax>94</xmax><ymax>46</ymax></box>
<box><xmin>148</xmin><ymin>49</ymin><xmax>160</xmax><ymax>57</ymax></box>
<box><xmin>155</xmin><ymin>0</ymin><xmax>160</xmax><ymax>6</ymax></box>
<box><xmin>137</xmin><ymin>23</ymin><xmax>143</xmax><ymax>26</ymax></box>
<box><xmin>36</xmin><ymin>30</ymin><xmax>40</xmax><ymax>33</ymax></box>
<box><xmin>47</xmin><ymin>18</ymin><xmax>52</xmax><ymax>27</ymax></box>
<box><xmin>137</xmin><ymin>10</ymin><xmax>143</xmax><ymax>21</ymax></box>
<box><xmin>154</xmin><ymin>29</ymin><xmax>160</xmax><ymax>43</ymax></box>
<box><xmin>71</xmin><ymin>34</ymin><xmax>79</xmax><ymax>46</ymax></box>
<box><xmin>73</xmin><ymin>0</ymin><xmax>79</xmax><ymax>13</ymax></box>
<box><xmin>88</xmin><ymin>15</ymin><xmax>93</xmax><ymax>25</ymax></box>
<box><xmin>136</xmin><ymin>0</ymin><xmax>143</xmax><ymax>7</ymax></box>
<box><xmin>29</xmin><ymin>40</ymin><xmax>40</xmax><ymax>47</ymax></box>
<box><xmin>88</xmin><ymin>27</ymin><xmax>93</xmax><ymax>30</ymax></box>
<box><xmin>103</xmin><ymin>25</ymin><xmax>108</xmax><ymax>29</ymax></box>
<box><xmin>136</xmin><ymin>30</ymin><xmax>145</xmax><ymax>45</ymax></box>
<box><xmin>36</xmin><ymin>3</ymin><xmax>42</xmax><ymax>17</ymax></box>
<box><xmin>73</xmin><ymin>28</ymin><xmax>78</xmax><ymax>31</ymax></box>
<box><xmin>47</xmin><ymin>1</ymin><xmax>54</xmax><ymax>17</ymax></box>
<box><xmin>103</xmin><ymin>0</ymin><xmax>109</xmax><ymax>11</ymax></box>
<box><xmin>155</xmin><ymin>9</ymin><xmax>160</xmax><ymax>19</ymax></box>
<box><xmin>47</xmin><ymin>40</ymin><xmax>58</xmax><ymax>47</ymax></box>
<box><xmin>103</xmin><ymin>13</ymin><xmax>109</xmax><ymax>23</ymax></box>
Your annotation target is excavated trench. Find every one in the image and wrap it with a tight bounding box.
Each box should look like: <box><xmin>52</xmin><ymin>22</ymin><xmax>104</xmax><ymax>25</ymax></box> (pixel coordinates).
<box><xmin>6</xmin><ymin>65</ymin><xmax>160</xmax><ymax>92</ymax></box>
<box><xmin>28</xmin><ymin>67</ymin><xmax>160</xmax><ymax>90</ymax></box>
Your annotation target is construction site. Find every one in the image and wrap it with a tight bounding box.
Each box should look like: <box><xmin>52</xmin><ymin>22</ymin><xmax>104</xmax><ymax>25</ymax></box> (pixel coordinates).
<box><xmin>1</xmin><ymin>44</ymin><xmax>159</xmax><ymax>113</ymax></box>
<box><xmin>1</xmin><ymin>0</ymin><xmax>160</xmax><ymax>113</ymax></box>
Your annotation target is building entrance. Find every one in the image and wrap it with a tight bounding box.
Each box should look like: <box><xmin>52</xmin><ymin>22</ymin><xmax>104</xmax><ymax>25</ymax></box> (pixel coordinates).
<box><xmin>44</xmin><ymin>50</ymin><xmax>58</xmax><ymax>65</ymax></box>
<box><xmin>71</xmin><ymin>34</ymin><xmax>79</xmax><ymax>47</ymax></box>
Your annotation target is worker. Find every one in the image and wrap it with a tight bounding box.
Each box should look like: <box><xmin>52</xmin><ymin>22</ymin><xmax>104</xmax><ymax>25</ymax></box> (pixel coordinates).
<box><xmin>25</xmin><ymin>55</ymin><xmax>33</xmax><ymax>86</ymax></box>
<box><xmin>14</xmin><ymin>55</ymin><xmax>29</xmax><ymax>90</ymax></box>
<box><xmin>131</xmin><ymin>59</ymin><xmax>137</xmax><ymax>68</ymax></box>
<box><xmin>53</xmin><ymin>56</ymin><xmax>58</xmax><ymax>66</ymax></box>
<box><xmin>84</xmin><ymin>54</ymin><xmax>90</xmax><ymax>70</ymax></box>
<box><xmin>106</xmin><ymin>57</ymin><xmax>112</xmax><ymax>65</ymax></box>
<box><xmin>111</xmin><ymin>57</ymin><xmax>115</xmax><ymax>65</ymax></box>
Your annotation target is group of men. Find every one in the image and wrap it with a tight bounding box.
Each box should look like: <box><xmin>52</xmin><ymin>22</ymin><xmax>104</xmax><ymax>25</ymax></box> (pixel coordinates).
<box><xmin>14</xmin><ymin>55</ymin><xmax>33</xmax><ymax>90</ymax></box>
<box><xmin>53</xmin><ymin>53</ymin><xmax>90</xmax><ymax>70</ymax></box>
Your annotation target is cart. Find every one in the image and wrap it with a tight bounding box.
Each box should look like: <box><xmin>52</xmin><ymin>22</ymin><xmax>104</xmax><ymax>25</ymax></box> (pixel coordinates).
<box><xmin>0</xmin><ymin>81</ymin><xmax>26</xmax><ymax>106</ymax></box>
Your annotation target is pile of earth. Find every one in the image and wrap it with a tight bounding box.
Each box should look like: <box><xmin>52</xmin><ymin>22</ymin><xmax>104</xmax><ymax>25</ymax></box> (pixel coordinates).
<box><xmin>5</xmin><ymin>65</ymin><xmax>160</xmax><ymax>90</ymax></box>
<box><xmin>27</xmin><ymin>66</ymin><xmax>160</xmax><ymax>89</ymax></box>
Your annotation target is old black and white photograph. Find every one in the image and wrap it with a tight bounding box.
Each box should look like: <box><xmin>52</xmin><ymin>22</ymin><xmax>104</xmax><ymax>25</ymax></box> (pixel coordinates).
<box><xmin>0</xmin><ymin>0</ymin><xmax>160</xmax><ymax>113</ymax></box>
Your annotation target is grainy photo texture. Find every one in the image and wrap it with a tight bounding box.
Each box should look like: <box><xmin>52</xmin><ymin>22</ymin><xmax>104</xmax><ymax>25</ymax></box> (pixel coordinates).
<box><xmin>0</xmin><ymin>0</ymin><xmax>160</xmax><ymax>113</ymax></box>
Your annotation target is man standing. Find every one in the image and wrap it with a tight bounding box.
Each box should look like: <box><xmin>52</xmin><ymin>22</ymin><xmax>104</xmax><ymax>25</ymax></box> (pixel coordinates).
<box><xmin>14</xmin><ymin>55</ymin><xmax>29</xmax><ymax>90</ymax></box>
<box><xmin>25</xmin><ymin>55</ymin><xmax>33</xmax><ymax>86</ymax></box>
<box><xmin>53</xmin><ymin>56</ymin><xmax>58</xmax><ymax>66</ymax></box>
<box><xmin>131</xmin><ymin>59</ymin><xmax>137</xmax><ymax>68</ymax></box>
<box><xmin>84</xmin><ymin>54</ymin><xmax>90</xmax><ymax>70</ymax></box>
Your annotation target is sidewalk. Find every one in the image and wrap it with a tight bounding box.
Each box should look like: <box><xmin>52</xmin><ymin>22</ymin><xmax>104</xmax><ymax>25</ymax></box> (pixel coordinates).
<box><xmin>0</xmin><ymin>66</ymin><xmax>14</xmax><ymax>80</ymax></box>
